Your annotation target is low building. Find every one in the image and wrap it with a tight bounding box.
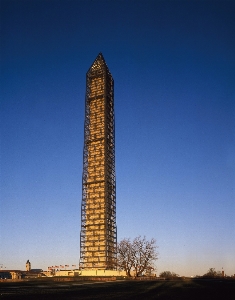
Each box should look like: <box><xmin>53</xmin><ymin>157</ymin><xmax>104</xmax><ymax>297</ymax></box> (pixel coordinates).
<box><xmin>0</xmin><ymin>271</ymin><xmax>12</xmax><ymax>279</ymax></box>
<box><xmin>0</xmin><ymin>270</ymin><xmax>22</xmax><ymax>280</ymax></box>
<box><xmin>54</xmin><ymin>269</ymin><xmax>126</xmax><ymax>277</ymax></box>
<box><xmin>10</xmin><ymin>271</ymin><xmax>22</xmax><ymax>280</ymax></box>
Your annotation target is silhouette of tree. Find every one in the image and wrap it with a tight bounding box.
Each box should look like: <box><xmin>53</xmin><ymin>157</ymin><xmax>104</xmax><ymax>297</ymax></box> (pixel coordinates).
<box><xmin>117</xmin><ymin>236</ymin><xmax>158</xmax><ymax>277</ymax></box>
<box><xmin>203</xmin><ymin>268</ymin><xmax>223</xmax><ymax>278</ymax></box>
<box><xmin>159</xmin><ymin>271</ymin><xmax>179</xmax><ymax>279</ymax></box>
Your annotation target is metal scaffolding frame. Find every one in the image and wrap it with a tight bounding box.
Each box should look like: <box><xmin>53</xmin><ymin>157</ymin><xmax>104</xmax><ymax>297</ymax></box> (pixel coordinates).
<box><xmin>80</xmin><ymin>53</ymin><xmax>117</xmax><ymax>270</ymax></box>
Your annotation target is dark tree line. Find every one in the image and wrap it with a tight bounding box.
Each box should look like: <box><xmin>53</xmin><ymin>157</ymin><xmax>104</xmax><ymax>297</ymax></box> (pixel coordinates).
<box><xmin>159</xmin><ymin>271</ymin><xmax>179</xmax><ymax>279</ymax></box>
<box><xmin>202</xmin><ymin>268</ymin><xmax>224</xmax><ymax>278</ymax></box>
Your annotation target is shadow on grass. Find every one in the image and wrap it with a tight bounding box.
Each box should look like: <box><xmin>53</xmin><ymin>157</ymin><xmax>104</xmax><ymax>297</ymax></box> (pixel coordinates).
<box><xmin>0</xmin><ymin>278</ymin><xmax>234</xmax><ymax>299</ymax></box>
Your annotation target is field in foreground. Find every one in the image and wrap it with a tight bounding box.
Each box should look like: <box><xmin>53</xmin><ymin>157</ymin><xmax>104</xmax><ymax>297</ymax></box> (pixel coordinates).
<box><xmin>0</xmin><ymin>279</ymin><xmax>235</xmax><ymax>300</ymax></box>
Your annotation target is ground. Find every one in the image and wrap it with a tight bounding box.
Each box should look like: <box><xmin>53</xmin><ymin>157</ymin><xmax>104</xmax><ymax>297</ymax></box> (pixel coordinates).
<box><xmin>0</xmin><ymin>278</ymin><xmax>235</xmax><ymax>299</ymax></box>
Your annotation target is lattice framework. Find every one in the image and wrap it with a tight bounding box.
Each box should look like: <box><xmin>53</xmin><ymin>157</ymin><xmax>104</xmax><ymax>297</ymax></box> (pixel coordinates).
<box><xmin>80</xmin><ymin>53</ymin><xmax>117</xmax><ymax>270</ymax></box>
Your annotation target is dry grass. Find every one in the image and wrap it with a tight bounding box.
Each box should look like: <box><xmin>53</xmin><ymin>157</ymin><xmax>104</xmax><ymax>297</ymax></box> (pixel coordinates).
<box><xmin>0</xmin><ymin>278</ymin><xmax>234</xmax><ymax>299</ymax></box>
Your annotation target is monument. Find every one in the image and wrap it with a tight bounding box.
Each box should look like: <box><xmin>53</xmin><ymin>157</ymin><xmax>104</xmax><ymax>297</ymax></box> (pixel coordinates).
<box><xmin>80</xmin><ymin>53</ymin><xmax>117</xmax><ymax>270</ymax></box>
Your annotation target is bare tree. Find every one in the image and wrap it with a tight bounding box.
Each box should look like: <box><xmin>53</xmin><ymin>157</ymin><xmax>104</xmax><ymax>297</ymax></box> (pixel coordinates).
<box><xmin>117</xmin><ymin>238</ymin><xmax>133</xmax><ymax>277</ymax></box>
<box><xmin>117</xmin><ymin>236</ymin><xmax>158</xmax><ymax>277</ymax></box>
<box><xmin>203</xmin><ymin>268</ymin><xmax>222</xmax><ymax>278</ymax></box>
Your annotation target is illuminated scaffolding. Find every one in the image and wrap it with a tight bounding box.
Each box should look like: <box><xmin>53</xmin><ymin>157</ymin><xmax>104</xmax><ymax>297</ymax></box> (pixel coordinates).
<box><xmin>80</xmin><ymin>53</ymin><xmax>117</xmax><ymax>270</ymax></box>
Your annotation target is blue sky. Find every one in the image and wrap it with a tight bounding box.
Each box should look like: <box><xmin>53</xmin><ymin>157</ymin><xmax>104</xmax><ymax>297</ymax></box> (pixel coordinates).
<box><xmin>1</xmin><ymin>0</ymin><xmax>235</xmax><ymax>276</ymax></box>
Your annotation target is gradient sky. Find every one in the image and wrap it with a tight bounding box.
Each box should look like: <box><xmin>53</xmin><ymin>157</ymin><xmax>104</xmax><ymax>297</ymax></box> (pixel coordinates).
<box><xmin>1</xmin><ymin>0</ymin><xmax>235</xmax><ymax>277</ymax></box>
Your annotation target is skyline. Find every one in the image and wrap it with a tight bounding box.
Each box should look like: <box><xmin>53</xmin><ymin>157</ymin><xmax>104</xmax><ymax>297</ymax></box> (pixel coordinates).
<box><xmin>1</xmin><ymin>0</ymin><xmax>235</xmax><ymax>276</ymax></box>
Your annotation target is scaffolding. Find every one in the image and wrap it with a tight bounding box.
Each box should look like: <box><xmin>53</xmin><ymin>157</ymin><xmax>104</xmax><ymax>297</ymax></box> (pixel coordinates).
<box><xmin>80</xmin><ymin>53</ymin><xmax>117</xmax><ymax>270</ymax></box>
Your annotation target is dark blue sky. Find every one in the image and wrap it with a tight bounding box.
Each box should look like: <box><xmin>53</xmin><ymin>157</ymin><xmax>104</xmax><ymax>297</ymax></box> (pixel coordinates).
<box><xmin>1</xmin><ymin>0</ymin><xmax>235</xmax><ymax>276</ymax></box>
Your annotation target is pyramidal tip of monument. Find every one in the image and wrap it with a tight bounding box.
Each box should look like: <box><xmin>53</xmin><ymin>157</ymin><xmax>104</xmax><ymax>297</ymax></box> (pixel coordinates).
<box><xmin>95</xmin><ymin>52</ymin><xmax>106</xmax><ymax>64</ymax></box>
<box><xmin>97</xmin><ymin>52</ymin><xmax>104</xmax><ymax>58</ymax></box>
<box><xmin>89</xmin><ymin>52</ymin><xmax>108</xmax><ymax>73</ymax></box>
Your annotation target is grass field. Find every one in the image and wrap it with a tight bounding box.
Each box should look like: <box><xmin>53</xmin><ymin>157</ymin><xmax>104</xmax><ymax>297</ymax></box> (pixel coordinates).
<box><xmin>0</xmin><ymin>278</ymin><xmax>235</xmax><ymax>299</ymax></box>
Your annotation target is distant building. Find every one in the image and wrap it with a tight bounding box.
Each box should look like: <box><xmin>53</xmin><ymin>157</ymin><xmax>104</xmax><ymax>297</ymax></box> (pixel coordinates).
<box><xmin>10</xmin><ymin>271</ymin><xmax>22</xmax><ymax>280</ymax></box>
<box><xmin>0</xmin><ymin>270</ymin><xmax>22</xmax><ymax>280</ymax></box>
<box><xmin>23</xmin><ymin>270</ymin><xmax>43</xmax><ymax>279</ymax></box>
<box><xmin>0</xmin><ymin>271</ymin><xmax>12</xmax><ymax>279</ymax></box>
<box><xmin>80</xmin><ymin>53</ymin><xmax>117</xmax><ymax>270</ymax></box>
<box><xmin>0</xmin><ymin>268</ymin><xmax>44</xmax><ymax>280</ymax></box>
<box><xmin>54</xmin><ymin>269</ymin><xmax>125</xmax><ymax>277</ymax></box>
<box><xmin>26</xmin><ymin>260</ymin><xmax>31</xmax><ymax>271</ymax></box>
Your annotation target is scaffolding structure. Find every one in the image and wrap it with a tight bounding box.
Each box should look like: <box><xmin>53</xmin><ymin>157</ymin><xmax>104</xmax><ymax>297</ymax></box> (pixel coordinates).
<box><xmin>80</xmin><ymin>53</ymin><xmax>117</xmax><ymax>270</ymax></box>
